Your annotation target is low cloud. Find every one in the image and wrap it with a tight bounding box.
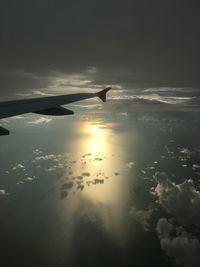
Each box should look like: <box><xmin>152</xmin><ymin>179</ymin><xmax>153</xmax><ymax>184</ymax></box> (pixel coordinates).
<box><xmin>126</xmin><ymin>161</ymin><xmax>135</xmax><ymax>169</ymax></box>
<box><xmin>0</xmin><ymin>189</ymin><xmax>6</xmax><ymax>196</ymax></box>
<box><xmin>156</xmin><ymin>218</ymin><xmax>200</xmax><ymax>267</ymax></box>
<box><xmin>25</xmin><ymin>177</ymin><xmax>34</xmax><ymax>181</ymax></box>
<box><xmin>153</xmin><ymin>172</ymin><xmax>200</xmax><ymax>227</ymax></box>
<box><xmin>72</xmin><ymin>104</ymin><xmax>102</xmax><ymax>110</ymax></box>
<box><xmin>12</xmin><ymin>163</ymin><xmax>25</xmax><ymax>171</ymax></box>
<box><xmin>28</xmin><ymin>117</ymin><xmax>52</xmax><ymax>124</ymax></box>
<box><xmin>35</xmin><ymin>154</ymin><xmax>57</xmax><ymax>161</ymax></box>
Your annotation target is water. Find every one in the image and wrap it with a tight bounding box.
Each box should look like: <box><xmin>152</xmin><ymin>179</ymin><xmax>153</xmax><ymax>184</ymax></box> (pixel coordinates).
<box><xmin>0</xmin><ymin>111</ymin><xmax>200</xmax><ymax>267</ymax></box>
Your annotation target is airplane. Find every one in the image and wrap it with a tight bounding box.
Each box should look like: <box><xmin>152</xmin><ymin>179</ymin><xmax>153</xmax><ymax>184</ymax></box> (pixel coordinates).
<box><xmin>0</xmin><ymin>87</ymin><xmax>111</xmax><ymax>136</ymax></box>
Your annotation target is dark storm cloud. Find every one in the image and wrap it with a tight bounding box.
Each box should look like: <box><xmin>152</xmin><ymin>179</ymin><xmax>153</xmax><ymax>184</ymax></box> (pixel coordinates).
<box><xmin>0</xmin><ymin>0</ymin><xmax>200</xmax><ymax>98</ymax></box>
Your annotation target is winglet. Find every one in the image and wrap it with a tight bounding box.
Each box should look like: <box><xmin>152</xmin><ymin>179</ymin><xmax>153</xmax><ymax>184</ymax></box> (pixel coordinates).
<box><xmin>96</xmin><ymin>87</ymin><xmax>111</xmax><ymax>102</ymax></box>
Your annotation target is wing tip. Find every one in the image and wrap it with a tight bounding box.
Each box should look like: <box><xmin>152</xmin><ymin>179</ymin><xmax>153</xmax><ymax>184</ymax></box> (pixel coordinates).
<box><xmin>0</xmin><ymin>126</ymin><xmax>10</xmax><ymax>136</ymax></box>
<box><xmin>96</xmin><ymin>87</ymin><xmax>112</xmax><ymax>102</ymax></box>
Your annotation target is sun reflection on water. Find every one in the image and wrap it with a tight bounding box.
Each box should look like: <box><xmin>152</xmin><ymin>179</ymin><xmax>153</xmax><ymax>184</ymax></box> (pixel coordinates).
<box><xmin>85</xmin><ymin>123</ymin><xmax>105</xmax><ymax>153</ymax></box>
<box><xmin>61</xmin><ymin>120</ymin><xmax>129</xmax><ymax>245</ymax></box>
<box><xmin>80</xmin><ymin>121</ymin><xmax>124</xmax><ymax>202</ymax></box>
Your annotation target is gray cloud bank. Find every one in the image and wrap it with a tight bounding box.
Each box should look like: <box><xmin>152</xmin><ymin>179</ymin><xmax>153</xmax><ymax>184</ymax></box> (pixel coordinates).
<box><xmin>0</xmin><ymin>1</ymin><xmax>200</xmax><ymax>100</ymax></box>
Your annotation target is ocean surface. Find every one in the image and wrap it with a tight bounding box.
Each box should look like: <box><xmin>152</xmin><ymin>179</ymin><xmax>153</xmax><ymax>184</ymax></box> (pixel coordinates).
<box><xmin>0</xmin><ymin>110</ymin><xmax>200</xmax><ymax>267</ymax></box>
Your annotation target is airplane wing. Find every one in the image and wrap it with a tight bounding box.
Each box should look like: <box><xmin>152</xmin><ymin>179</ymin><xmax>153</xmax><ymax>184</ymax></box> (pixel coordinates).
<box><xmin>0</xmin><ymin>87</ymin><xmax>111</xmax><ymax>135</ymax></box>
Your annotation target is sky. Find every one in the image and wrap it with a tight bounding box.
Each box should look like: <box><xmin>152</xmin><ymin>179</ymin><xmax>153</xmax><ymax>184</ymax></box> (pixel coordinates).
<box><xmin>0</xmin><ymin>0</ymin><xmax>200</xmax><ymax>101</ymax></box>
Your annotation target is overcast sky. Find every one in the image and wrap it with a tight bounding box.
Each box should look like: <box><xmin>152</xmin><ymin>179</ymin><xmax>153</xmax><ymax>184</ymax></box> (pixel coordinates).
<box><xmin>0</xmin><ymin>0</ymin><xmax>200</xmax><ymax>99</ymax></box>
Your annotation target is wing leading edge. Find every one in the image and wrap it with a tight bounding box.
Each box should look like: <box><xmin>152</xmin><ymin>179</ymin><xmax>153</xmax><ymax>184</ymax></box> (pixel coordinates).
<box><xmin>0</xmin><ymin>87</ymin><xmax>111</xmax><ymax>135</ymax></box>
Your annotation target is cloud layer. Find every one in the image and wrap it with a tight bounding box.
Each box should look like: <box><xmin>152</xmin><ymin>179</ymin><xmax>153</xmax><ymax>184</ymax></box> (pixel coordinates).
<box><xmin>1</xmin><ymin>1</ymin><xmax>200</xmax><ymax>99</ymax></box>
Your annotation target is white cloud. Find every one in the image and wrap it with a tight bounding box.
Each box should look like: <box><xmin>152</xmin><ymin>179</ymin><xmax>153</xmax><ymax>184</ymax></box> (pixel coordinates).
<box><xmin>17</xmin><ymin>90</ymin><xmax>53</xmax><ymax>97</ymax></box>
<box><xmin>46</xmin><ymin>166</ymin><xmax>57</xmax><ymax>172</ymax></box>
<box><xmin>32</xmin><ymin>90</ymin><xmax>53</xmax><ymax>96</ymax></box>
<box><xmin>48</xmin><ymin>70</ymin><xmax>92</xmax><ymax>89</ymax></box>
<box><xmin>110</xmin><ymin>94</ymin><xmax>192</xmax><ymax>104</ymax></box>
<box><xmin>1</xmin><ymin>115</ymin><xmax>28</xmax><ymax>123</ymax></box>
<box><xmin>153</xmin><ymin>172</ymin><xmax>200</xmax><ymax>227</ymax></box>
<box><xmin>0</xmin><ymin>189</ymin><xmax>6</xmax><ymax>196</ymax></box>
<box><xmin>192</xmin><ymin>164</ymin><xmax>200</xmax><ymax>169</ymax></box>
<box><xmin>35</xmin><ymin>154</ymin><xmax>56</xmax><ymax>161</ymax></box>
<box><xmin>34</xmin><ymin>152</ymin><xmax>69</xmax><ymax>172</ymax></box>
<box><xmin>25</xmin><ymin>177</ymin><xmax>34</xmax><ymax>181</ymax></box>
<box><xmin>126</xmin><ymin>161</ymin><xmax>135</xmax><ymax>169</ymax></box>
<box><xmin>33</xmin><ymin>149</ymin><xmax>43</xmax><ymax>155</ymax></box>
<box><xmin>146</xmin><ymin>166</ymin><xmax>155</xmax><ymax>170</ymax></box>
<box><xmin>72</xmin><ymin>104</ymin><xmax>102</xmax><ymax>109</ymax></box>
<box><xmin>28</xmin><ymin>117</ymin><xmax>52</xmax><ymax>124</ymax></box>
<box><xmin>156</xmin><ymin>218</ymin><xmax>200</xmax><ymax>267</ymax></box>
<box><xmin>12</xmin><ymin>163</ymin><xmax>25</xmax><ymax>170</ymax></box>
<box><xmin>35</xmin><ymin>153</ymin><xmax>65</xmax><ymax>162</ymax></box>
<box><xmin>180</xmin><ymin>148</ymin><xmax>191</xmax><ymax>156</ymax></box>
<box><xmin>86</xmin><ymin>66</ymin><xmax>98</xmax><ymax>74</ymax></box>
